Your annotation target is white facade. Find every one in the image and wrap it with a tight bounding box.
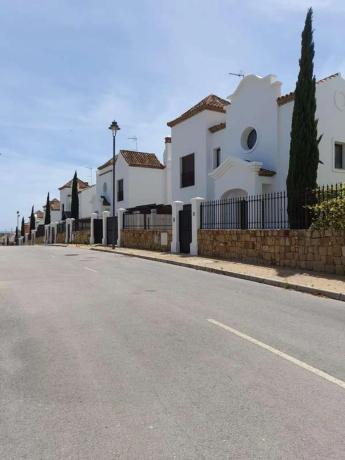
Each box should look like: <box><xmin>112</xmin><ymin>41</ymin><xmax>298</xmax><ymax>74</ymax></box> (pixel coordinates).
<box><xmin>168</xmin><ymin>73</ymin><xmax>345</xmax><ymax>202</ymax></box>
<box><xmin>79</xmin><ymin>185</ymin><xmax>97</xmax><ymax>219</ymax></box>
<box><xmin>95</xmin><ymin>149</ymin><xmax>168</xmax><ymax>215</ymax></box>
<box><xmin>58</xmin><ymin>178</ymin><xmax>90</xmax><ymax>219</ymax></box>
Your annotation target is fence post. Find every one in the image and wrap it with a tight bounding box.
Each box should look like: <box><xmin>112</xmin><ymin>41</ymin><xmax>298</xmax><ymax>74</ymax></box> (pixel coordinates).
<box><xmin>90</xmin><ymin>212</ymin><xmax>98</xmax><ymax>245</ymax></box>
<box><xmin>171</xmin><ymin>201</ymin><xmax>184</xmax><ymax>253</ymax></box>
<box><xmin>117</xmin><ymin>208</ymin><xmax>126</xmax><ymax>247</ymax></box>
<box><xmin>65</xmin><ymin>219</ymin><xmax>70</xmax><ymax>244</ymax></box>
<box><xmin>190</xmin><ymin>197</ymin><xmax>205</xmax><ymax>256</ymax></box>
<box><xmin>31</xmin><ymin>229</ymin><xmax>36</xmax><ymax>245</ymax></box>
<box><xmin>53</xmin><ymin>223</ymin><xmax>58</xmax><ymax>243</ymax></box>
<box><xmin>70</xmin><ymin>218</ymin><xmax>75</xmax><ymax>243</ymax></box>
<box><xmin>102</xmin><ymin>211</ymin><xmax>110</xmax><ymax>245</ymax></box>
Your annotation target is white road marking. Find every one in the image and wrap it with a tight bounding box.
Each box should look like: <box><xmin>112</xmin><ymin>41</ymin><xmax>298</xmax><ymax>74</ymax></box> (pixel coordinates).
<box><xmin>84</xmin><ymin>267</ymin><xmax>98</xmax><ymax>273</ymax></box>
<box><xmin>207</xmin><ymin>318</ymin><xmax>345</xmax><ymax>391</ymax></box>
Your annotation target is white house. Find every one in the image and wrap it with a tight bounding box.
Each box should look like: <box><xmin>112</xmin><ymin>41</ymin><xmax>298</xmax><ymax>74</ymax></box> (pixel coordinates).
<box><xmin>167</xmin><ymin>73</ymin><xmax>345</xmax><ymax>202</ymax></box>
<box><xmin>43</xmin><ymin>198</ymin><xmax>61</xmax><ymax>223</ymax></box>
<box><xmin>58</xmin><ymin>178</ymin><xmax>90</xmax><ymax>219</ymax></box>
<box><xmin>79</xmin><ymin>185</ymin><xmax>97</xmax><ymax>219</ymax></box>
<box><xmin>96</xmin><ymin>149</ymin><xmax>169</xmax><ymax>215</ymax></box>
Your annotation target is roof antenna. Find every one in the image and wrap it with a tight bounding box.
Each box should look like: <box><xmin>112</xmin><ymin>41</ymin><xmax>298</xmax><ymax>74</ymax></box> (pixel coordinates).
<box><xmin>229</xmin><ymin>71</ymin><xmax>245</xmax><ymax>79</ymax></box>
<box><xmin>128</xmin><ymin>136</ymin><xmax>138</xmax><ymax>151</ymax></box>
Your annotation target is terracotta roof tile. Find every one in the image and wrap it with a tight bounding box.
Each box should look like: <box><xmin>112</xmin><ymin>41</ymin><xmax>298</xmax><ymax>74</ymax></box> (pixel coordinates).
<box><xmin>121</xmin><ymin>150</ymin><xmax>164</xmax><ymax>169</ymax></box>
<box><xmin>98</xmin><ymin>155</ymin><xmax>118</xmax><ymax>170</ymax></box>
<box><xmin>209</xmin><ymin>122</ymin><xmax>226</xmax><ymax>133</ymax></box>
<box><xmin>58</xmin><ymin>178</ymin><xmax>89</xmax><ymax>190</ymax></box>
<box><xmin>167</xmin><ymin>94</ymin><xmax>230</xmax><ymax>128</ymax></box>
<box><xmin>277</xmin><ymin>73</ymin><xmax>340</xmax><ymax>106</ymax></box>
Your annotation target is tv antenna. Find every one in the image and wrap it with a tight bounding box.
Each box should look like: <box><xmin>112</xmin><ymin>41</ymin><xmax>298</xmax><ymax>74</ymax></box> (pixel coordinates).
<box><xmin>128</xmin><ymin>136</ymin><xmax>138</xmax><ymax>151</ymax></box>
<box><xmin>229</xmin><ymin>71</ymin><xmax>245</xmax><ymax>79</ymax></box>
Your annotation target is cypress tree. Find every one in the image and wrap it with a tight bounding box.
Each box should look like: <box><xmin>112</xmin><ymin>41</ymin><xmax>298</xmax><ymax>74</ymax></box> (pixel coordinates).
<box><xmin>15</xmin><ymin>226</ymin><xmax>19</xmax><ymax>245</ymax></box>
<box><xmin>286</xmin><ymin>8</ymin><xmax>319</xmax><ymax>228</ymax></box>
<box><xmin>44</xmin><ymin>192</ymin><xmax>51</xmax><ymax>225</ymax></box>
<box><xmin>61</xmin><ymin>204</ymin><xmax>66</xmax><ymax>221</ymax></box>
<box><xmin>30</xmin><ymin>206</ymin><xmax>35</xmax><ymax>237</ymax></box>
<box><xmin>21</xmin><ymin>217</ymin><xmax>25</xmax><ymax>237</ymax></box>
<box><xmin>71</xmin><ymin>171</ymin><xmax>79</xmax><ymax>221</ymax></box>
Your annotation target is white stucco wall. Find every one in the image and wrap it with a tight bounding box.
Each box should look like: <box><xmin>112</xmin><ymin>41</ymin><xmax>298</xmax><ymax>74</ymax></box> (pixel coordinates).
<box><xmin>277</xmin><ymin>74</ymin><xmax>345</xmax><ymax>190</ymax></box>
<box><xmin>223</xmin><ymin>75</ymin><xmax>281</xmax><ymax>173</ymax></box>
<box><xmin>95</xmin><ymin>153</ymin><xmax>167</xmax><ymax>214</ymax></box>
<box><xmin>59</xmin><ymin>188</ymin><xmax>71</xmax><ymax>215</ymax></box>
<box><xmin>79</xmin><ymin>185</ymin><xmax>97</xmax><ymax>219</ymax></box>
<box><xmin>171</xmin><ymin>110</ymin><xmax>227</xmax><ymax>203</ymax></box>
<box><xmin>96</xmin><ymin>166</ymin><xmax>112</xmax><ymax>215</ymax></box>
<box><xmin>50</xmin><ymin>210</ymin><xmax>60</xmax><ymax>223</ymax></box>
<box><xmin>126</xmin><ymin>165</ymin><xmax>166</xmax><ymax>208</ymax></box>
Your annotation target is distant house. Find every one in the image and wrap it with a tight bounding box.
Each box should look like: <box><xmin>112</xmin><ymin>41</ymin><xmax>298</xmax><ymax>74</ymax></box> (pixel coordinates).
<box><xmin>96</xmin><ymin>148</ymin><xmax>170</xmax><ymax>215</ymax></box>
<box><xmin>35</xmin><ymin>210</ymin><xmax>44</xmax><ymax>227</ymax></box>
<box><xmin>43</xmin><ymin>198</ymin><xmax>61</xmax><ymax>223</ymax></box>
<box><xmin>58</xmin><ymin>178</ymin><xmax>90</xmax><ymax>219</ymax></box>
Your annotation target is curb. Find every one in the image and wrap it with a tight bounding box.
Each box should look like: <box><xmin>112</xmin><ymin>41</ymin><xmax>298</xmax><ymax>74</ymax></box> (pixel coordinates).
<box><xmin>90</xmin><ymin>247</ymin><xmax>345</xmax><ymax>302</ymax></box>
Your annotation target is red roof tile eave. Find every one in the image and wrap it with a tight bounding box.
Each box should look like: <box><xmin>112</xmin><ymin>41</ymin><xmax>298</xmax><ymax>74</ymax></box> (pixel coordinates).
<box><xmin>277</xmin><ymin>73</ymin><xmax>340</xmax><ymax>106</ymax></box>
<box><xmin>168</xmin><ymin>106</ymin><xmax>227</xmax><ymax>128</ymax></box>
<box><xmin>167</xmin><ymin>94</ymin><xmax>230</xmax><ymax>128</ymax></box>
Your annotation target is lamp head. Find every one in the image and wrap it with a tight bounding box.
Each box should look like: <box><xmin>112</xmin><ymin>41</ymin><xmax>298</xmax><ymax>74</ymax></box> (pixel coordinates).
<box><xmin>109</xmin><ymin>120</ymin><xmax>120</xmax><ymax>137</ymax></box>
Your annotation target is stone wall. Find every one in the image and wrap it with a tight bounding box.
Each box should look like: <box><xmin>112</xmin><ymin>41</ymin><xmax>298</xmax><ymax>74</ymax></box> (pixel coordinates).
<box><xmin>122</xmin><ymin>229</ymin><xmax>172</xmax><ymax>252</ymax></box>
<box><xmin>35</xmin><ymin>236</ymin><xmax>45</xmax><ymax>245</ymax></box>
<box><xmin>198</xmin><ymin>229</ymin><xmax>345</xmax><ymax>275</ymax></box>
<box><xmin>73</xmin><ymin>230</ymin><xmax>90</xmax><ymax>244</ymax></box>
<box><xmin>56</xmin><ymin>232</ymin><xmax>65</xmax><ymax>244</ymax></box>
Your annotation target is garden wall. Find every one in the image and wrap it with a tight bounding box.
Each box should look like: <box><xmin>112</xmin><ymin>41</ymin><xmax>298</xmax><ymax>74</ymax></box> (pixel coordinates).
<box><xmin>122</xmin><ymin>229</ymin><xmax>172</xmax><ymax>252</ymax></box>
<box><xmin>73</xmin><ymin>230</ymin><xmax>90</xmax><ymax>244</ymax></box>
<box><xmin>56</xmin><ymin>232</ymin><xmax>65</xmax><ymax>244</ymax></box>
<box><xmin>198</xmin><ymin>229</ymin><xmax>345</xmax><ymax>275</ymax></box>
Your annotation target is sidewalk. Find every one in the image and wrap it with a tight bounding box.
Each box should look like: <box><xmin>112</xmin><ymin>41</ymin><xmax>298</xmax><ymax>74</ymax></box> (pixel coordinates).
<box><xmin>89</xmin><ymin>245</ymin><xmax>345</xmax><ymax>301</ymax></box>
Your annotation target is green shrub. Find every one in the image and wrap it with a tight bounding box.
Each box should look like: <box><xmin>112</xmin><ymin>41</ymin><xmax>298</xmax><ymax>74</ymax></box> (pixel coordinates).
<box><xmin>309</xmin><ymin>184</ymin><xmax>345</xmax><ymax>230</ymax></box>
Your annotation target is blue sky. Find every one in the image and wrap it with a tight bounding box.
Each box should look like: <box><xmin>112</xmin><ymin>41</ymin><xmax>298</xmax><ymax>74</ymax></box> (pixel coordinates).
<box><xmin>1</xmin><ymin>0</ymin><xmax>345</xmax><ymax>230</ymax></box>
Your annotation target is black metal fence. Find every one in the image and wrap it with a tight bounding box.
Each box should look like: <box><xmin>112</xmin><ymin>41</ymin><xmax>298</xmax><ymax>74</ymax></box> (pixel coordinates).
<box><xmin>200</xmin><ymin>184</ymin><xmax>344</xmax><ymax>230</ymax></box>
<box><xmin>57</xmin><ymin>222</ymin><xmax>66</xmax><ymax>234</ymax></box>
<box><xmin>36</xmin><ymin>225</ymin><xmax>45</xmax><ymax>237</ymax></box>
<box><xmin>123</xmin><ymin>211</ymin><xmax>172</xmax><ymax>230</ymax></box>
<box><xmin>76</xmin><ymin>218</ymin><xmax>91</xmax><ymax>231</ymax></box>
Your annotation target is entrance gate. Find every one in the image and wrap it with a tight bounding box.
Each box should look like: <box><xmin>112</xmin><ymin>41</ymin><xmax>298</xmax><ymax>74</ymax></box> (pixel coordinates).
<box><xmin>107</xmin><ymin>216</ymin><xmax>118</xmax><ymax>246</ymax></box>
<box><xmin>179</xmin><ymin>204</ymin><xmax>192</xmax><ymax>254</ymax></box>
<box><xmin>94</xmin><ymin>219</ymin><xmax>103</xmax><ymax>244</ymax></box>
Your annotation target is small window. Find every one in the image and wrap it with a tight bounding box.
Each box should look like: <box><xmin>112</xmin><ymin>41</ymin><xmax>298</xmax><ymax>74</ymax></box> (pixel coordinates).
<box><xmin>214</xmin><ymin>148</ymin><xmax>221</xmax><ymax>169</ymax></box>
<box><xmin>117</xmin><ymin>179</ymin><xmax>124</xmax><ymax>201</ymax></box>
<box><xmin>181</xmin><ymin>153</ymin><xmax>195</xmax><ymax>188</ymax></box>
<box><xmin>103</xmin><ymin>182</ymin><xmax>107</xmax><ymax>194</ymax></box>
<box><xmin>335</xmin><ymin>143</ymin><xmax>344</xmax><ymax>169</ymax></box>
<box><xmin>241</xmin><ymin>127</ymin><xmax>257</xmax><ymax>151</ymax></box>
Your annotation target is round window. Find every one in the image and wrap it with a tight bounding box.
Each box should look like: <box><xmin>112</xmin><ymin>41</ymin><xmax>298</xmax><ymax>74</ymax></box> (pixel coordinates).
<box><xmin>241</xmin><ymin>127</ymin><xmax>258</xmax><ymax>151</ymax></box>
<box><xmin>247</xmin><ymin>129</ymin><xmax>257</xmax><ymax>149</ymax></box>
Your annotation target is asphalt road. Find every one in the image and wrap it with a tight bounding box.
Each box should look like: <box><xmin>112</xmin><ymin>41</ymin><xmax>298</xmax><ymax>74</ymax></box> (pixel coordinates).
<box><xmin>1</xmin><ymin>246</ymin><xmax>345</xmax><ymax>459</ymax></box>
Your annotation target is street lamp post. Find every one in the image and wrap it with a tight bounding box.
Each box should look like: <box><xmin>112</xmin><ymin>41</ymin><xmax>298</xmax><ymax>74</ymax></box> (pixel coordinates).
<box><xmin>108</xmin><ymin>120</ymin><xmax>120</xmax><ymax>249</ymax></box>
<box><xmin>16</xmin><ymin>211</ymin><xmax>20</xmax><ymax>245</ymax></box>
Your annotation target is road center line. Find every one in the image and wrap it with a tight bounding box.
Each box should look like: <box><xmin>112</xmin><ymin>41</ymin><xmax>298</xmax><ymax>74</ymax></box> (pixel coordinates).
<box><xmin>207</xmin><ymin>318</ymin><xmax>345</xmax><ymax>391</ymax></box>
<box><xmin>84</xmin><ymin>266</ymin><xmax>98</xmax><ymax>273</ymax></box>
